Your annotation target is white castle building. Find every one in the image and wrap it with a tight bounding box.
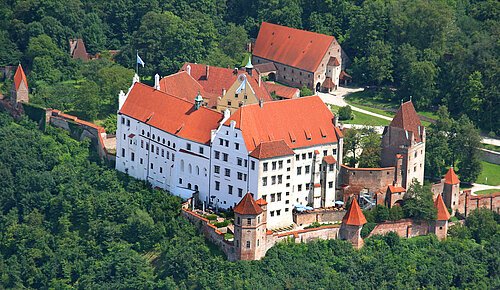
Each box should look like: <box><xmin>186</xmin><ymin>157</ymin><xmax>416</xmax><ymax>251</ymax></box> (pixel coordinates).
<box><xmin>116</xmin><ymin>77</ymin><xmax>343</xmax><ymax>229</ymax></box>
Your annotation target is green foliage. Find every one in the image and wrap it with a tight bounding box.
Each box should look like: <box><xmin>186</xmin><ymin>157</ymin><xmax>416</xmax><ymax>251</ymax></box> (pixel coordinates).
<box><xmin>214</xmin><ymin>220</ymin><xmax>230</xmax><ymax>228</ymax></box>
<box><xmin>465</xmin><ymin>208</ymin><xmax>499</xmax><ymax>243</ymax></box>
<box><xmin>343</xmin><ymin>127</ymin><xmax>381</xmax><ymax>167</ymax></box>
<box><xmin>299</xmin><ymin>85</ymin><xmax>313</xmax><ymax>97</ymax></box>
<box><xmin>361</xmin><ymin>222</ymin><xmax>376</xmax><ymax>238</ymax></box>
<box><xmin>402</xmin><ymin>181</ymin><xmax>437</xmax><ymax>221</ymax></box>
<box><xmin>338</xmin><ymin>105</ymin><xmax>353</xmax><ymax>121</ymax></box>
<box><xmin>205</xmin><ymin>214</ymin><xmax>218</xmax><ymax>221</ymax></box>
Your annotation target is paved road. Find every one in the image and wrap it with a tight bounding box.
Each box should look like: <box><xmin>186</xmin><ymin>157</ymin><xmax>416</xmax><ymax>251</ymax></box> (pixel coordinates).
<box><xmin>470</xmin><ymin>183</ymin><xmax>500</xmax><ymax>193</ymax></box>
<box><xmin>318</xmin><ymin>87</ymin><xmax>500</xmax><ymax>147</ymax></box>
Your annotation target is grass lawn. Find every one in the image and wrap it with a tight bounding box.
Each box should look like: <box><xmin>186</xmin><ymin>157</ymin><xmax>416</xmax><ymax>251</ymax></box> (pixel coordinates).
<box><xmin>477</xmin><ymin>161</ymin><xmax>500</xmax><ymax>186</ymax></box>
<box><xmin>474</xmin><ymin>189</ymin><xmax>500</xmax><ymax>195</ymax></box>
<box><xmin>330</xmin><ymin>105</ymin><xmax>390</xmax><ymax>126</ymax></box>
<box><xmin>482</xmin><ymin>143</ymin><xmax>500</xmax><ymax>152</ymax></box>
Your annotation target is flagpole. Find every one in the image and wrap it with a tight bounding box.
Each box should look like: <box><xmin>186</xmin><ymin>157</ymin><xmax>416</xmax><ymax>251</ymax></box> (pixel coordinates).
<box><xmin>136</xmin><ymin>49</ymin><xmax>138</xmax><ymax>75</ymax></box>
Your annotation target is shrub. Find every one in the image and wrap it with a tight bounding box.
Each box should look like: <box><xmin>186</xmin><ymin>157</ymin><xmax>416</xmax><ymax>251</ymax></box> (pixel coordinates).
<box><xmin>206</xmin><ymin>214</ymin><xmax>217</xmax><ymax>221</ymax></box>
<box><xmin>300</xmin><ymin>85</ymin><xmax>313</xmax><ymax>97</ymax></box>
<box><xmin>214</xmin><ymin>220</ymin><xmax>230</xmax><ymax>228</ymax></box>
<box><xmin>361</xmin><ymin>222</ymin><xmax>376</xmax><ymax>238</ymax></box>
<box><xmin>338</xmin><ymin>105</ymin><xmax>353</xmax><ymax>120</ymax></box>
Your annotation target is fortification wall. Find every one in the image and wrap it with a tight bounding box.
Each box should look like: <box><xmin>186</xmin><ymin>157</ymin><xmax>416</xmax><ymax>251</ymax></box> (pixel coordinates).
<box><xmin>293</xmin><ymin>209</ymin><xmax>346</xmax><ymax>226</ymax></box>
<box><xmin>465</xmin><ymin>192</ymin><xmax>500</xmax><ymax>216</ymax></box>
<box><xmin>275</xmin><ymin>225</ymin><xmax>340</xmax><ymax>244</ymax></box>
<box><xmin>340</xmin><ymin>165</ymin><xmax>394</xmax><ymax>194</ymax></box>
<box><xmin>369</xmin><ymin>219</ymin><xmax>429</xmax><ymax>238</ymax></box>
<box><xmin>181</xmin><ymin>208</ymin><xmax>236</xmax><ymax>261</ymax></box>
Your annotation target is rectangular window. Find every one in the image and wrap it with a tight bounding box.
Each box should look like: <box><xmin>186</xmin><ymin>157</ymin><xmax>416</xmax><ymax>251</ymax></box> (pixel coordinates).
<box><xmin>151</xmin><ymin>144</ymin><xmax>154</xmax><ymax>152</ymax></box>
<box><xmin>329</xmin><ymin>164</ymin><xmax>334</xmax><ymax>171</ymax></box>
<box><xmin>219</xmin><ymin>139</ymin><xmax>223</xmax><ymax>146</ymax></box>
<box><xmin>263</xmin><ymin>162</ymin><xmax>268</xmax><ymax>171</ymax></box>
<box><xmin>161</xmin><ymin>149</ymin><xmax>164</xmax><ymax>157</ymax></box>
<box><xmin>333</xmin><ymin>149</ymin><xmax>337</xmax><ymax>155</ymax></box>
<box><xmin>270</xmin><ymin>211</ymin><xmax>275</xmax><ymax>217</ymax></box>
<box><xmin>277</xmin><ymin>193</ymin><xmax>282</xmax><ymax>201</ymax></box>
<box><xmin>305</xmin><ymin>165</ymin><xmax>310</xmax><ymax>174</ymax></box>
<box><xmin>295</xmin><ymin>155</ymin><xmax>300</xmax><ymax>161</ymax></box>
<box><xmin>172</xmin><ymin>153</ymin><xmax>175</xmax><ymax>161</ymax></box>
<box><xmin>244</xmin><ymin>160</ymin><xmax>248</xmax><ymax>167</ymax></box>
<box><xmin>247</xmin><ymin>218</ymin><xmax>251</xmax><ymax>226</ymax></box>
<box><xmin>159</xmin><ymin>167</ymin><xmax>163</xmax><ymax>173</ymax></box>
<box><xmin>225</xmin><ymin>140</ymin><xmax>229</xmax><ymax>147</ymax></box>
<box><xmin>141</xmin><ymin>140</ymin><xmax>144</xmax><ymax>148</ymax></box>
<box><xmin>235</xmin><ymin>143</ymin><xmax>240</xmax><ymax>150</ymax></box>
<box><xmin>262</xmin><ymin>177</ymin><xmax>268</xmax><ymax>186</ymax></box>
<box><xmin>278</xmin><ymin>160</ymin><xmax>283</xmax><ymax>169</ymax></box>
<box><xmin>121</xmin><ymin>117</ymin><xmax>125</xmax><ymax>124</ymax></box>
<box><xmin>199</xmin><ymin>147</ymin><xmax>204</xmax><ymax>154</ymax></box>
<box><xmin>228</xmin><ymin>185</ymin><xmax>233</xmax><ymax>195</ymax></box>
<box><xmin>150</xmin><ymin>163</ymin><xmax>154</xmax><ymax>169</ymax></box>
<box><xmin>297</xmin><ymin>167</ymin><xmax>302</xmax><ymax>175</ymax></box>
<box><xmin>277</xmin><ymin>210</ymin><xmax>281</xmax><ymax>216</ymax></box>
<box><xmin>302</xmin><ymin>153</ymin><xmax>306</xmax><ymax>160</ymax></box>
<box><xmin>278</xmin><ymin>175</ymin><xmax>283</xmax><ymax>184</ymax></box>
<box><xmin>323</xmin><ymin>150</ymin><xmax>328</xmax><ymax>156</ymax></box>
<box><xmin>238</xmin><ymin>188</ymin><xmax>243</xmax><ymax>197</ymax></box>
<box><xmin>329</xmin><ymin>181</ymin><xmax>333</xmax><ymax>188</ymax></box>
<box><xmin>271</xmin><ymin>194</ymin><xmax>276</xmax><ymax>202</ymax></box>
<box><xmin>251</xmin><ymin>161</ymin><xmax>255</xmax><ymax>170</ymax></box>
<box><xmin>126</xmin><ymin>119</ymin><xmax>130</xmax><ymax>126</ymax></box>
<box><xmin>225</xmin><ymin>168</ymin><xmax>231</xmax><ymax>177</ymax></box>
<box><xmin>237</xmin><ymin>158</ymin><xmax>243</xmax><ymax>166</ymax></box>
<box><xmin>223</xmin><ymin>153</ymin><xmax>228</xmax><ymax>162</ymax></box>
<box><xmin>272</xmin><ymin>161</ymin><xmax>277</xmax><ymax>170</ymax></box>
<box><xmin>186</xmin><ymin>143</ymin><xmax>191</xmax><ymax>150</ymax></box>
<box><xmin>262</xmin><ymin>195</ymin><xmax>267</xmax><ymax>201</ymax></box>
<box><xmin>271</xmin><ymin>176</ymin><xmax>276</xmax><ymax>185</ymax></box>
<box><xmin>131</xmin><ymin>152</ymin><xmax>135</xmax><ymax>161</ymax></box>
<box><xmin>214</xmin><ymin>165</ymin><xmax>220</xmax><ymax>174</ymax></box>
<box><xmin>214</xmin><ymin>151</ymin><xmax>220</xmax><ymax>159</ymax></box>
<box><xmin>308</xmin><ymin>152</ymin><xmax>312</xmax><ymax>159</ymax></box>
<box><xmin>179</xmin><ymin>178</ymin><xmax>182</xmax><ymax>184</ymax></box>
<box><xmin>215</xmin><ymin>181</ymin><xmax>220</xmax><ymax>191</ymax></box>
<box><xmin>306</xmin><ymin>183</ymin><xmax>311</xmax><ymax>190</ymax></box>
<box><xmin>140</xmin><ymin>158</ymin><xmax>143</xmax><ymax>164</ymax></box>
<box><xmin>237</xmin><ymin>172</ymin><xmax>243</xmax><ymax>180</ymax></box>
<box><xmin>246</xmin><ymin>241</ymin><xmax>251</xmax><ymax>248</ymax></box>
<box><xmin>121</xmin><ymin>148</ymin><xmax>125</xmax><ymax>157</ymax></box>
<box><xmin>298</xmin><ymin>184</ymin><xmax>302</xmax><ymax>191</ymax></box>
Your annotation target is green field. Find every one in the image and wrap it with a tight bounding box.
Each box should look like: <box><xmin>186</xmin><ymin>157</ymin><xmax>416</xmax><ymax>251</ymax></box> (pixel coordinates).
<box><xmin>483</xmin><ymin>143</ymin><xmax>500</xmax><ymax>152</ymax></box>
<box><xmin>474</xmin><ymin>188</ymin><xmax>500</xmax><ymax>195</ymax></box>
<box><xmin>477</xmin><ymin>161</ymin><xmax>500</xmax><ymax>186</ymax></box>
<box><xmin>330</xmin><ymin>105</ymin><xmax>390</xmax><ymax>126</ymax></box>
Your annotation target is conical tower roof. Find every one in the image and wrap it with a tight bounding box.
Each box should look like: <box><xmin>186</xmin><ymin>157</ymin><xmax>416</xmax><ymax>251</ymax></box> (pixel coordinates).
<box><xmin>444</xmin><ymin>167</ymin><xmax>460</xmax><ymax>185</ymax></box>
<box><xmin>234</xmin><ymin>192</ymin><xmax>262</xmax><ymax>215</ymax></box>
<box><xmin>13</xmin><ymin>63</ymin><xmax>28</xmax><ymax>90</ymax></box>
<box><xmin>342</xmin><ymin>198</ymin><xmax>367</xmax><ymax>226</ymax></box>
<box><xmin>245</xmin><ymin>57</ymin><xmax>254</xmax><ymax>69</ymax></box>
<box><xmin>390</xmin><ymin>100</ymin><xmax>423</xmax><ymax>142</ymax></box>
<box><xmin>434</xmin><ymin>194</ymin><xmax>451</xmax><ymax>221</ymax></box>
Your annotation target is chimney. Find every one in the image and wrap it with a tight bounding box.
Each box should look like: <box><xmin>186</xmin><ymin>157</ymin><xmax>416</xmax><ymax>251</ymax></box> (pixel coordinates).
<box><xmin>118</xmin><ymin>90</ymin><xmax>126</xmax><ymax>110</ymax></box>
<box><xmin>259</xmin><ymin>98</ymin><xmax>264</xmax><ymax>108</ymax></box>
<box><xmin>258</xmin><ymin>74</ymin><xmax>261</xmax><ymax>87</ymax></box>
<box><xmin>186</xmin><ymin>64</ymin><xmax>191</xmax><ymax>76</ymax></box>
<box><xmin>334</xmin><ymin>115</ymin><xmax>339</xmax><ymax>127</ymax></box>
<box><xmin>205</xmin><ymin>65</ymin><xmax>209</xmax><ymax>80</ymax></box>
<box><xmin>154</xmin><ymin>73</ymin><xmax>160</xmax><ymax>90</ymax></box>
<box><xmin>222</xmin><ymin>88</ymin><xmax>226</xmax><ymax>97</ymax></box>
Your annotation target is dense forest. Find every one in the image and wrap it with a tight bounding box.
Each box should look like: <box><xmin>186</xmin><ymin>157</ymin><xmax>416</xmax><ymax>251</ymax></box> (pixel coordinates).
<box><xmin>0</xmin><ymin>0</ymin><xmax>498</xmax><ymax>134</ymax></box>
<box><xmin>0</xmin><ymin>112</ymin><xmax>499</xmax><ymax>289</ymax></box>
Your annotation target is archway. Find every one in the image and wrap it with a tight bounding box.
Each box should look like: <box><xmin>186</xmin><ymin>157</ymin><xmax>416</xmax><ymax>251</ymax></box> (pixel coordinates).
<box><xmin>268</xmin><ymin>72</ymin><xmax>276</xmax><ymax>81</ymax></box>
<box><xmin>315</xmin><ymin>82</ymin><xmax>321</xmax><ymax>92</ymax></box>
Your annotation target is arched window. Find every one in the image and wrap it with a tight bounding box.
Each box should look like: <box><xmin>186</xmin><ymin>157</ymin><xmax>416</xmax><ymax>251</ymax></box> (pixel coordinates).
<box><xmin>188</xmin><ymin>183</ymin><xmax>192</xmax><ymax>189</ymax></box>
<box><xmin>188</xmin><ymin>164</ymin><xmax>192</xmax><ymax>174</ymax></box>
<box><xmin>180</xmin><ymin>160</ymin><xmax>185</xmax><ymax>172</ymax></box>
<box><xmin>168</xmin><ymin>141</ymin><xmax>171</xmax><ymax>147</ymax></box>
<box><xmin>195</xmin><ymin>185</ymin><xmax>199</xmax><ymax>191</ymax></box>
<box><xmin>196</xmin><ymin>166</ymin><xmax>200</xmax><ymax>175</ymax></box>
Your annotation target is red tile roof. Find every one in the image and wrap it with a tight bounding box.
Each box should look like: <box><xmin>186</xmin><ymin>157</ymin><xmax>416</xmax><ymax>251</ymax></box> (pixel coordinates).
<box><xmin>327</xmin><ymin>57</ymin><xmax>340</xmax><ymax>66</ymax></box>
<box><xmin>323</xmin><ymin>155</ymin><xmax>337</xmax><ymax>164</ymax></box>
<box><xmin>159</xmin><ymin>71</ymin><xmax>218</xmax><ymax>107</ymax></box>
<box><xmin>255</xmin><ymin>198</ymin><xmax>268</xmax><ymax>206</ymax></box>
<box><xmin>234</xmin><ymin>193</ymin><xmax>263</xmax><ymax>215</ymax></box>
<box><xmin>253</xmin><ymin>22</ymin><xmax>336</xmax><ymax>72</ymax></box>
<box><xmin>13</xmin><ymin>64</ymin><xmax>28</xmax><ymax>91</ymax></box>
<box><xmin>226</xmin><ymin>96</ymin><xmax>340</xmax><ymax>152</ymax></box>
<box><xmin>434</xmin><ymin>194</ymin><xmax>451</xmax><ymax>221</ymax></box>
<box><xmin>249</xmin><ymin>140</ymin><xmax>294</xmax><ymax>159</ymax></box>
<box><xmin>388</xmin><ymin>185</ymin><xmax>406</xmax><ymax>193</ymax></box>
<box><xmin>444</xmin><ymin>167</ymin><xmax>460</xmax><ymax>185</ymax></box>
<box><xmin>390</xmin><ymin>101</ymin><xmax>423</xmax><ymax>143</ymax></box>
<box><xmin>339</xmin><ymin>70</ymin><xmax>352</xmax><ymax>80</ymax></box>
<box><xmin>69</xmin><ymin>39</ymin><xmax>89</xmax><ymax>61</ymax></box>
<box><xmin>254</xmin><ymin>62</ymin><xmax>277</xmax><ymax>73</ymax></box>
<box><xmin>180</xmin><ymin>63</ymin><xmax>272</xmax><ymax>101</ymax></box>
<box><xmin>342</xmin><ymin>198</ymin><xmax>367</xmax><ymax>226</ymax></box>
<box><xmin>119</xmin><ymin>82</ymin><xmax>223</xmax><ymax>144</ymax></box>
<box><xmin>323</xmin><ymin>77</ymin><xmax>335</xmax><ymax>89</ymax></box>
<box><xmin>263</xmin><ymin>82</ymin><xmax>299</xmax><ymax>99</ymax></box>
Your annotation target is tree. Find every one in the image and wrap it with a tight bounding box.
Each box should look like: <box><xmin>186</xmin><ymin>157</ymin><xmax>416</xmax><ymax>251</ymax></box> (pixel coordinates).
<box><xmin>300</xmin><ymin>85</ymin><xmax>313</xmax><ymax>97</ymax></box>
<box><xmin>338</xmin><ymin>105</ymin><xmax>353</xmax><ymax>121</ymax></box>
<box><xmin>402</xmin><ymin>181</ymin><xmax>436</xmax><ymax>221</ymax></box>
<box><xmin>219</xmin><ymin>23</ymin><xmax>248</xmax><ymax>61</ymax></box>
<box><xmin>343</xmin><ymin>128</ymin><xmax>362</xmax><ymax>167</ymax></box>
<box><xmin>450</xmin><ymin>115</ymin><xmax>482</xmax><ymax>183</ymax></box>
<box><xmin>465</xmin><ymin>209</ymin><xmax>498</xmax><ymax>243</ymax></box>
<box><xmin>0</xmin><ymin>30</ymin><xmax>21</xmax><ymax>66</ymax></box>
<box><xmin>358</xmin><ymin>128</ymin><xmax>381</xmax><ymax>168</ymax></box>
<box><xmin>351</xmin><ymin>40</ymin><xmax>393</xmax><ymax>85</ymax></box>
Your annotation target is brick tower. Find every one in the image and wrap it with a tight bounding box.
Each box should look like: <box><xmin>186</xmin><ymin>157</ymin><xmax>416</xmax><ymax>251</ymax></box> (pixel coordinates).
<box><xmin>11</xmin><ymin>64</ymin><xmax>29</xmax><ymax>105</ymax></box>
<box><xmin>381</xmin><ymin>101</ymin><xmax>425</xmax><ymax>189</ymax></box>
<box><xmin>442</xmin><ymin>167</ymin><xmax>460</xmax><ymax>214</ymax></box>
<box><xmin>340</xmin><ymin>197</ymin><xmax>367</xmax><ymax>249</ymax></box>
<box><xmin>431</xmin><ymin>194</ymin><xmax>451</xmax><ymax>240</ymax></box>
<box><xmin>233</xmin><ymin>193</ymin><xmax>268</xmax><ymax>260</ymax></box>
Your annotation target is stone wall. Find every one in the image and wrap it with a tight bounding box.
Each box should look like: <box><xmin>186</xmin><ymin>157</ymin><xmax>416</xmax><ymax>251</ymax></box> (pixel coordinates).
<box><xmin>479</xmin><ymin>148</ymin><xmax>500</xmax><ymax>165</ymax></box>
<box><xmin>464</xmin><ymin>192</ymin><xmax>500</xmax><ymax>216</ymax></box>
<box><xmin>181</xmin><ymin>208</ymin><xmax>236</xmax><ymax>261</ymax></box>
<box><xmin>293</xmin><ymin>209</ymin><xmax>346</xmax><ymax>226</ymax></box>
<box><xmin>369</xmin><ymin>219</ymin><xmax>429</xmax><ymax>238</ymax></box>
<box><xmin>275</xmin><ymin>225</ymin><xmax>340</xmax><ymax>244</ymax></box>
<box><xmin>340</xmin><ymin>165</ymin><xmax>395</xmax><ymax>202</ymax></box>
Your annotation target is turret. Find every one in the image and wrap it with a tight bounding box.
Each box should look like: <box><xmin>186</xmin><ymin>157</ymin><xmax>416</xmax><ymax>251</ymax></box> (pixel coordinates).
<box><xmin>233</xmin><ymin>193</ymin><xmax>267</xmax><ymax>260</ymax></box>
<box><xmin>194</xmin><ymin>91</ymin><xmax>203</xmax><ymax>110</ymax></box>
<box><xmin>431</xmin><ymin>194</ymin><xmax>451</xmax><ymax>240</ymax></box>
<box><xmin>442</xmin><ymin>167</ymin><xmax>460</xmax><ymax>213</ymax></box>
<box><xmin>340</xmin><ymin>197</ymin><xmax>367</xmax><ymax>249</ymax></box>
<box><xmin>245</xmin><ymin>57</ymin><xmax>253</xmax><ymax>76</ymax></box>
<box><xmin>11</xmin><ymin>64</ymin><xmax>29</xmax><ymax>105</ymax></box>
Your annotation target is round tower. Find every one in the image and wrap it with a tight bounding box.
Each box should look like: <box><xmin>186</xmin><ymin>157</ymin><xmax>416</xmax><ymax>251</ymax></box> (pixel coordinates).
<box><xmin>233</xmin><ymin>193</ymin><xmax>267</xmax><ymax>260</ymax></box>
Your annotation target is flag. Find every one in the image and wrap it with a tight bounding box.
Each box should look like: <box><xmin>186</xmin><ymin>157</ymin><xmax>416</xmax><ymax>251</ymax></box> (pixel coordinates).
<box><xmin>136</xmin><ymin>53</ymin><xmax>145</xmax><ymax>67</ymax></box>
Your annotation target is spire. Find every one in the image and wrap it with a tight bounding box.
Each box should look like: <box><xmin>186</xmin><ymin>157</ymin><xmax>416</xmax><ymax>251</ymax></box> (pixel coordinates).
<box><xmin>434</xmin><ymin>194</ymin><xmax>451</xmax><ymax>221</ymax></box>
<box><xmin>342</xmin><ymin>198</ymin><xmax>367</xmax><ymax>226</ymax></box>
<box><xmin>234</xmin><ymin>192</ymin><xmax>262</xmax><ymax>215</ymax></box>
<box><xmin>194</xmin><ymin>91</ymin><xmax>203</xmax><ymax>110</ymax></box>
<box><xmin>444</xmin><ymin>167</ymin><xmax>460</xmax><ymax>185</ymax></box>
<box><xmin>245</xmin><ymin>57</ymin><xmax>253</xmax><ymax>76</ymax></box>
<box><xmin>13</xmin><ymin>63</ymin><xmax>28</xmax><ymax>91</ymax></box>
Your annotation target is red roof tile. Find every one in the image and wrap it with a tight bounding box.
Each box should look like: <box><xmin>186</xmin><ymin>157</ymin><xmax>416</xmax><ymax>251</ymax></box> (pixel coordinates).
<box><xmin>119</xmin><ymin>82</ymin><xmax>223</xmax><ymax>144</ymax></box>
<box><xmin>327</xmin><ymin>57</ymin><xmax>340</xmax><ymax>66</ymax></box>
<box><xmin>254</xmin><ymin>62</ymin><xmax>277</xmax><ymax>73</ymax></box>
<box><xmin>227</xmin><ymin>96</ymin><xmax>339</xmax><ymax>152</ymax></box>
<box><xmin>263</xmin><ymin>82</ymin><xmax>299</xmax><ymax>99</ymax></box>
<box><xmin>342</xmin><ymin>198</ymin><xmax>367</xmax><ymax>226</ymax></box>
<box><xmin>70</xmin><ymin>39</ymin><xmax>89</xmax><ymax>61</ymax></box>
<box><xmin>388</xmin><ymin>185</ymin><xmax>406</xmax><ymax>193</ymax></box>
<box><xmin>434</xmin><ymin>194</ymin><xmax>451</xmax><ymax>221</ymax></box>
<box><xmin>13</xmin><ymin>64</ymin><xmax>27</xmax><ymax>91</ymax></box>
<box><xmin>249</xmin><ymin>140</ymin><xmax>294</xmax><ymax>159</ymax></box>
<box><xmin>444</xmin><ymin>167</ymin><xmax>460</xmax><ymax>185</ymax></box>
<box><xmin>180</xmin><ymin>63</ymin><xmax>272</xmax><ymax>102</ymax></box>
<box><xmin>323</xmin><ymin>155</ymin><xmax>337</xmax><ymax>164</ymax></box>
<box><xmin>234</xmin><ymin>193</ymin><xmax>263</xmax><ymax>215</ymax></box>
<box><xmin>323</xmin><ymin>77</ymin><xmax>335</xmax><ymax>89</ymax></box>
<box><xmin>256</xmin><ymin>198</ymin><xmax>268</xmax><ymax>206</ymax></box>
<box><xmin>339</xmin><ymin>70</ymin><xmax>352</xmax><ymax>80</ymax></box>
<box><xmin>314</xmin><ymin>183</ymin><xmax>321</xmax><ymax>188</ymax></box>
<box><xmin>253</xmin><ymin>22</ymin><xmax>336</xmax><ymax>72</ymax></box>
<box><xmin>159</xmin><ymin>71</ymin><xmax>218</xmax><ymax>107</ymax></box>
<box><xmin>390</xmin><ymin>101</ymin><xmax>423</xmax><ymax>143</ymax></box>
